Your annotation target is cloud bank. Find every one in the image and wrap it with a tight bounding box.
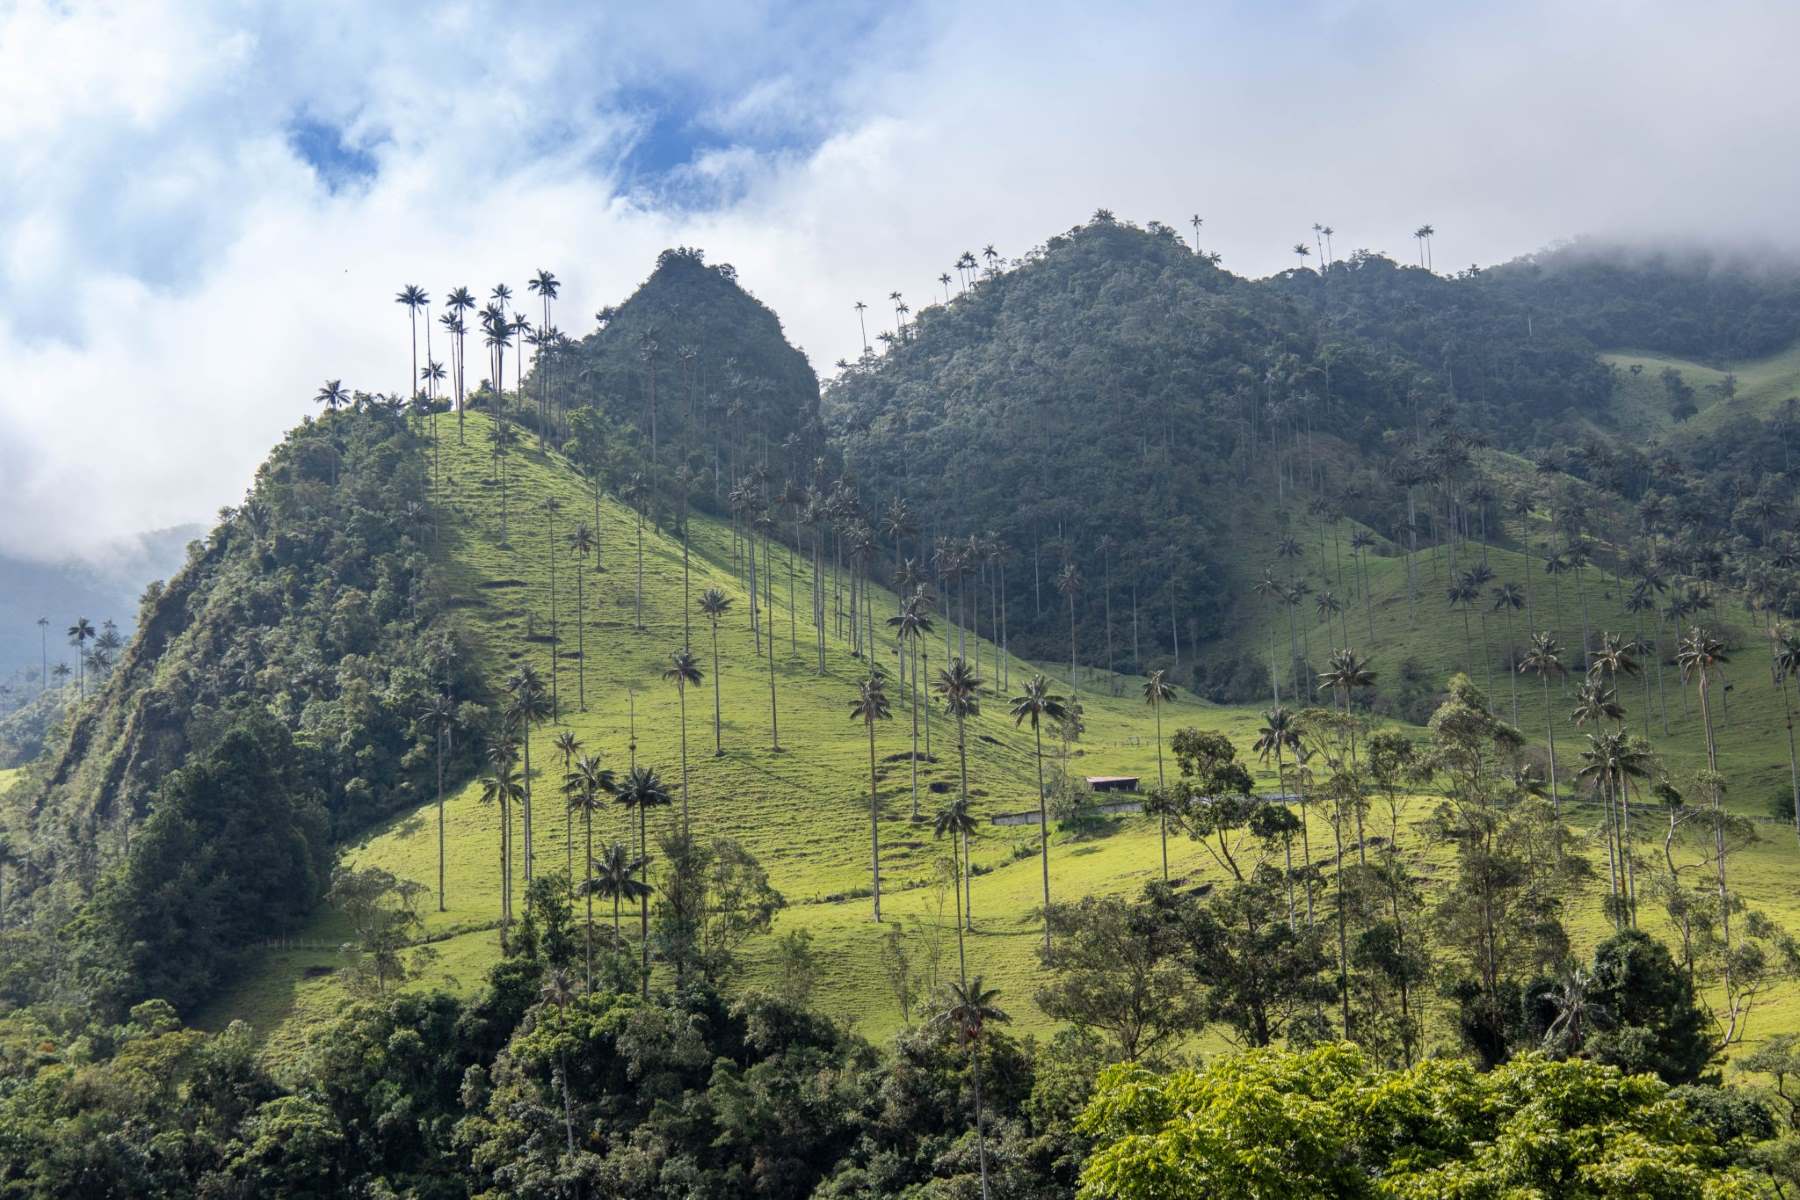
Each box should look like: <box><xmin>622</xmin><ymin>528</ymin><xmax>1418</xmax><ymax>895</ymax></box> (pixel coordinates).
<box><xmin>2</xmin><ymin>0</ymin><xmax>1798</xmax><ymax>562</ymax></box>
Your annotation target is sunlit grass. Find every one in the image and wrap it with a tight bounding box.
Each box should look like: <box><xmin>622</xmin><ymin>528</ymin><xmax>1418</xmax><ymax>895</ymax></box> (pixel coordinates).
<box><xmin>206</xmin><ymin>411</ymin><xmax>1800</xmax><ymax>1071</ymax></box>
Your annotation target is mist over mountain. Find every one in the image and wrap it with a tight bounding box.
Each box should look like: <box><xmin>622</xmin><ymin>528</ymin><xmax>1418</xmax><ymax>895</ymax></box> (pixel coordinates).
<box><xmin>0</xmin><ymin>526</ymin><xmax>202</xmax><ymax>680</ymax></box>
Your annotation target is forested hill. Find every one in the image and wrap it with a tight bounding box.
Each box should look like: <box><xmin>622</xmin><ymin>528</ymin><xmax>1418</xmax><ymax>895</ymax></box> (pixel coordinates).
<box><xmin>824</xmin><ymin>217</ymin><xmax>1800</xmax><ymax>666</ymax></box>
<box><xmin>1</xmin><ymin>406</ymin><xmax>483</xmax><ymax>1013</ymax></box>
<box><xmin>555</xmin><ymin>245</ymin><xmax>827</xmax><ymax>489</ymax></box>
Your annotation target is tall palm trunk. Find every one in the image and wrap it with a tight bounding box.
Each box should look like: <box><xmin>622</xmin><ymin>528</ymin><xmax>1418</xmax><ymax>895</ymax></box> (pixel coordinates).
<box><xmin>971</xmin><ymin>1042</ymin><xmax>991</xmax><ymax>1200</ymax></box>
<box><xmin>436</xmin><ymin>727</ymin><xmax>446</xmax><ymax>912</ymax></box>
<box><xmin>767</xmin><ymin>626</ymin><xmax>781</xmax><ymax>750</ymax></box>
<box><xmin>639</xmin><ymin>805</ymin><xmax>650</xmax><ymax>1000</ymax></box>
<box><xmin>583</xmin><ymin>806</ymin><xmax>595</xmax><ymax>988</ymax></box>
<box><xmin>709</xmin><ymin>621</ymin><xmax>723</xmax><ymax>754</ymax></box>
<box><xmin>1035</xmin><ymin>721</ymin><xmax>1052</xmax><ymax>955</ymax></box>
<box><xmin>677</xmin><ymin>683</ymin><xmax>690</xmax><ymax>834</ymax></box>
<box><xmin>868</xmin><ymin>719</ymin><xmax>883</xmax><ymax>921</ymax></box>
<box><xmin>1782</xmin><ymin>673</ymin><xmax>1800</xmax><ymax>845</ymax></box>
<box><xmin>949</xmin><ymin>833</ymin><xmax>967</xmax><ymax>984</ymax></box>
<box><xmin>1542</xmin><ymin>673</ymin><xmax>1560</xmax><ymax>835</ymax></box>
<box><xmin>910</xmin><ymin>639</ymin><xmax>922</xmax><ymax>818</ymax></box>
<box><xmin>522</xmin><ymin>737</ymin><xmax>535</xmax><ymax>882</ymax></box>
<box><xmin>575</xmin><ymin>562</ymin><xmax>586</xmax><ymax>709</ymax></box>
<box><xmin>958</xmin><ymin>712</ymin><xmax>973</xmax><ymax>929</ymax></box>
<box><xmin>1153</xmin><ymin>697</ymin><xmax>1168</xmax><ymax>881</ymax></box>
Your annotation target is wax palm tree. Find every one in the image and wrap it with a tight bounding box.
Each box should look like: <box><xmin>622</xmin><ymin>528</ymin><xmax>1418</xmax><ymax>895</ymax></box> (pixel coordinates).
<box><xmin>480</xmin><ymin>744</ymin><xmax>525</xmax><ymax>945</ymax></box>
<box><xmin>1520</xmin><ymin>633</ymin><xmax>1566</xmax><ymax>824</ymax></box>
<box><xmin>1252</xmin><ymin>570</ymin><xmax>1286</xmax><ymax>702</ymax></box>
<box><xmin>1446</xmin><ymin>575</ymin><xmax>1480</xmax><ymax>675</ymax></box>
<box><xmin>314</xmin><ymin>378</ymin><xmax>349</xmax><ymax>415</ymax></box>
<box><xmin>552</xmin><ymin>730</ymin><xmax>583</xmax><ymax>874</ymax></box>
<box><xmin>934</xmin><ymin>798</ymin><xmax>976</xmax><ymax>985</ymax></box>
<box><xmin>589</xmin><ymin>840</ymin><xmax>647</xmax><ymax>935</ymax></box>
<box><xmin>565</xmin><ymin>525</ymin><xmax>594</xmax><ymax>708</ymax></box>
<box><xmin>934</xmin><ymin>657</ymin><xmax>982</xmax><ymax>929</ymax></box>
<box><xmin>614</xmin><ymin>765</ymin><xmax>673</xmax><ymax>997</ymax></box>
<box><xmin>1492</xmin><ymin>582</ymin><xmax>1526</xmax><ymax>724</ymax></box>
<box><xmin>933</xmin><ymin>976</ymin><xmax>1010</xmax><ymax>1200</ymax></box>
<box><xmin>1056</xmin><ymin>561</ymin><xmax>1083</xmax><ymax>696</ymax></box>
<box><xmin>1254</xmin><ymin>705</ymin><xmax>1309</xmax><ymax>924</ymax></box>
<box><xmin>610</xmin><ymin>472</ymin><xmax>644</xmax><ymax>627</ymax></box>
<box><xmin>697</xmin><ymin>588</ymin><xmax>731</xmax><ymax>755</ymax></box>
<box><xmin>888</xmin><ymin>592</ymin><xmax>936</xmax><ymax>818</ymax></box>
<box><xmin>565</xmin><ymin>753</ymin><xmax>616</xmax><ymax>986</ymax></box>
<box><xmin>66</xmin><ymin>618</ymin><xmax>95</xmax><ymax>698</ymax></box>
<box><xmin>1766</xmin><ymin>631</ymin><xmax>1800</xmax><ymax>844</ymax></box>
<box><xmin>853</xmin><ymin>300</ymin><xmax>869</xmax><ymax>353</ymax></box>
<box><xmin>1011</xmin><ymin>675</ymin><xmax>1070</xmax><ymax>950</ymax></box>
<box><xmin>1625</xmin><ymin>585</ymin><xmax>1664</xmax><ymax>737</ymax></box>
<box><xmin>505</xmin><ymin>665</ymin><xmax>553</xmax><ymax>881</ymax></box>
<box><xmin>1348</xmin><ymin>530</ymin><xmax>1376</xmax><ymax>635</ymax></box>
<box><xmin>1587</xmin><ymin>630</ymin><xmax>1640</xmax><ymax>739</ymax></box>
<box><xmin>1315</xmin><ymin>589</ymin><xmax>1343</xmax><ymax>646</ymax></box>
<box><xmin>396</xmin><ymin>285</ymin><xmax>427</xmax><ymax>403</ymax></box>
<box><xmin>422</xmin><ymin>692</ymin><xmax>457</xmax><ymax>911</ymax></box>
<box><xmin>851</xmin><ymin>674</ymin><xmax>894</xmax><ymax>921</ymax></box>
<box><xmin>1137</xmin><ymin>670</ymin><xmax>1177</xmax><ymax>880</ymax></box>
<box><xmin>1677</xmin><ymin>627</ymin><xmax>1735</xmax><ymax>977</ymax></box>
<box><xmin>663</xmin><ymin>650</ymin><xmax>703</xmax><ymax>833</ymax></box>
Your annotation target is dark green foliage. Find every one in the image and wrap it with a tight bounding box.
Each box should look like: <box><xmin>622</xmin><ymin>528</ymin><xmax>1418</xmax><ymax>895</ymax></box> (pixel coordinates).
<box><xmin>1584</xmin><ymin>928</ymin><xmax>1717</xmax><ymax>1086</ymax></box>
<box><xmin>4</xmin><ymin>405</ymin><xmax>482</xmax><ymax>1011</ymax></box>
<box><xmin>556</xmin><ymin>246</ymin><xmax>825</xmax><ymax>495</ymax></box>
<box><xmin>1480</xmin><ymin>242</ymin><xmax>1800</xmax><ymax>361</ymax></box>
<box><xmin>83</xmin><ymin>705</ymin><xmax>329</xmax><ymax>1013</ymax></box>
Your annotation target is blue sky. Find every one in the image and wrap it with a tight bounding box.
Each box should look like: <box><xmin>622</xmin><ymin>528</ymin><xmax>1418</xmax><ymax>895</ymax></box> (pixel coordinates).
<box><xmin>1</xmin><ymin>0</ymin><xmax>1798</xmax><ymax>560</ymax></box>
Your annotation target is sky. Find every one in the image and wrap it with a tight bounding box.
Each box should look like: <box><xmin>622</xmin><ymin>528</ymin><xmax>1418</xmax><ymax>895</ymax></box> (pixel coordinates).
<box><xmin>2</xmin><ymin>0</ymin><xmax>1799</xmax><ymax>565</ymax></box>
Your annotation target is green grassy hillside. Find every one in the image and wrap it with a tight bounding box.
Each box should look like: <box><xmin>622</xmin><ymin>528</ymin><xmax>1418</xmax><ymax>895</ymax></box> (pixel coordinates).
<box><xmin>1601</xmin><ymin>342</ymin><xmax>1800</xmax><ymax>439</ymax></box>
<box><xmin>209</xmin><ymin>413</ymin><xmax>1246</xmax><ymax>1056</ymax></box>
<box><xmin>210</xmin><ymin>411</ymin><xmax>1800</xmax><ymax>1065</ymax></box>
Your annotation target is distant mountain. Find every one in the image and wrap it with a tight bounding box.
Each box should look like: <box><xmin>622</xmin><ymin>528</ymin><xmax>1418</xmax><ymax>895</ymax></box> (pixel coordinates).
<box><xmin>0</xmin><ymin>526</ymin><xmax>203</xmax><ymax>682</ymax></box>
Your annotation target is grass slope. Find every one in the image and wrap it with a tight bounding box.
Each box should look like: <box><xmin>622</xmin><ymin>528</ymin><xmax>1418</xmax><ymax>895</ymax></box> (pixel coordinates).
<box><xmin>1601</xmin><ymin>342</ymin><xmax>1800</xmax><ymax>439</ymax></box>
<box><xmin>209</xmin><ymin>413</ymin><xmax>1236</xmax><ymax>1057</ymax></box>
<box><xmin>210</xmin><ymin>412</ymin><xmax>1800</xmax><ymax>1067</ymax></box>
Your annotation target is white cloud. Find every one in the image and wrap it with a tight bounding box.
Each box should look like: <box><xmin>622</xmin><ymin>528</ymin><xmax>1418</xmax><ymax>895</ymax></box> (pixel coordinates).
<box><xmin>2</xmin><ymin>0</ymin><xmax>1799</xmax><ymax>563</ymax></box>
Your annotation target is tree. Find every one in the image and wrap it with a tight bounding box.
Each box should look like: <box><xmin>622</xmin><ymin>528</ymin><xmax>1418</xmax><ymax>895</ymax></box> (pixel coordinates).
<box><xmin>932</xmin><ymin>976</ymin><xmax>1010</xmax><ymax>1200</ymax></box>
<box><xmin>314</xmin><ymin>378</ymin><xmax>349</xmax><ymax>414</ymax></box>
<box><xmin>504</xmin><ymin>665</ymin><xmax>552</xmax><ymax>881</ymax></box>
<box><xmin>697</xmin><ymin>588</ymin><xmax>732</xmax><ymax>755</ymax></box>
<box><xmin>564</xmin><ymin>753</ymin><xmax>616</xmax><ymax>986</ymax></box>
<box><xmin>1010</xmin><ymin>674</ymin><xmax>1069</xmax><ymax>953</ymax></box>
<box><xmin>1678</xmin><ymin>626</ymin><xmax>1736</xmax><ymax>1000</ymax></box>
<box><xmin>588</xmin><ymin>838</ymin><xmax>650</xmax><ymax>941</ymax></box>
<box><xmin>1520</xmin><ymin>632</ymin><xmax>1566</xmax><ymax>820</ymax></box>
<box><xmin>420</xmin><ymin>692</ymin><xmax>457</xmax><ymax>912</ymax></box>
<box><xmin>1077</xmin><ymin>1044</ymin><xmax>1759</xmax><ymax>1200</ymax></box>
<box><xmin>934</xmin><ymin>797</ymin><xmax>977</xmax><ymax>985</ymax></box>
<box><xmin>850</xmin><ymin>673</ymin><xmax>894</xmax><ymax>921</ymax></box>
<box><xmin>552</xmin><ymin>730</ymin><xmax>583</xmax><ymax>875</ymax></box>
<box><xmin>1057</xmin><ymin>561</ymin><xmax>1084</xmax><ymax>697</ymax></box>
<box><xmin>1775</xmin><ymin>631</ymin><xmax>1800</xmax><ymax>845</ymax></box>
<box><xmin>1151</xmin><ymin>870</ymin><xmax>1334</xmax><ymax>1048</ymax></box>
<box><xmin>662</xmin><ymin>649</ymin><xmax>703</xmax><ymax>833</ymax></box>
<box><xmin>1492</xmin><ymin>582</ymin><xmax>1526</xmax><ymax>724</ymax></box>
<box><xmin>887</xmin><ymin>591</ymin><xmax>935</xmax><ymax>818</ymax></box>
<box><xmin>480</xmin><ymin>742</ymin><xmax>525</xmax><ymax>945</ymax></box>
<box><xmin>1582</xmin><ymin>928</ymin><xmax>1716</xmax><ymax>1085</ymax></box>
<box><xmin>395</xmin><ymin>285</ymin><xmax>427</xmax><ymax>408</ymax></box>
<box><xmin>1036</xmin><ymin>892</ymin><xmax>1202</xmax><ymax>1063</ymax></box>
<box><xmin>1253</xmin><ymin>705</ymin><xmax>1309</xmax><ymax>924</ymax></box>
<box><xmin>613</xmin><ymin>765</ymin><xmax>673</xmax><ymax>996</ymax></box>
<box><xmin>1141</xmin><ymin>670</ymin><xmax>1178</xmax><ymax>879</ymax></box>
<box><xmin>66</xmin><ymin>617</ymin><xmax>95</xmax><ymax>698</ymax></box>
<box><xmin>934</xmin><ymin>657</ymin><xmax>982</xmax><ymax>930</ymax></box>
<box><xmin>566</xmin><ymin>524</ymin><xmax>594</xmax><ymax>709</ymax></box>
